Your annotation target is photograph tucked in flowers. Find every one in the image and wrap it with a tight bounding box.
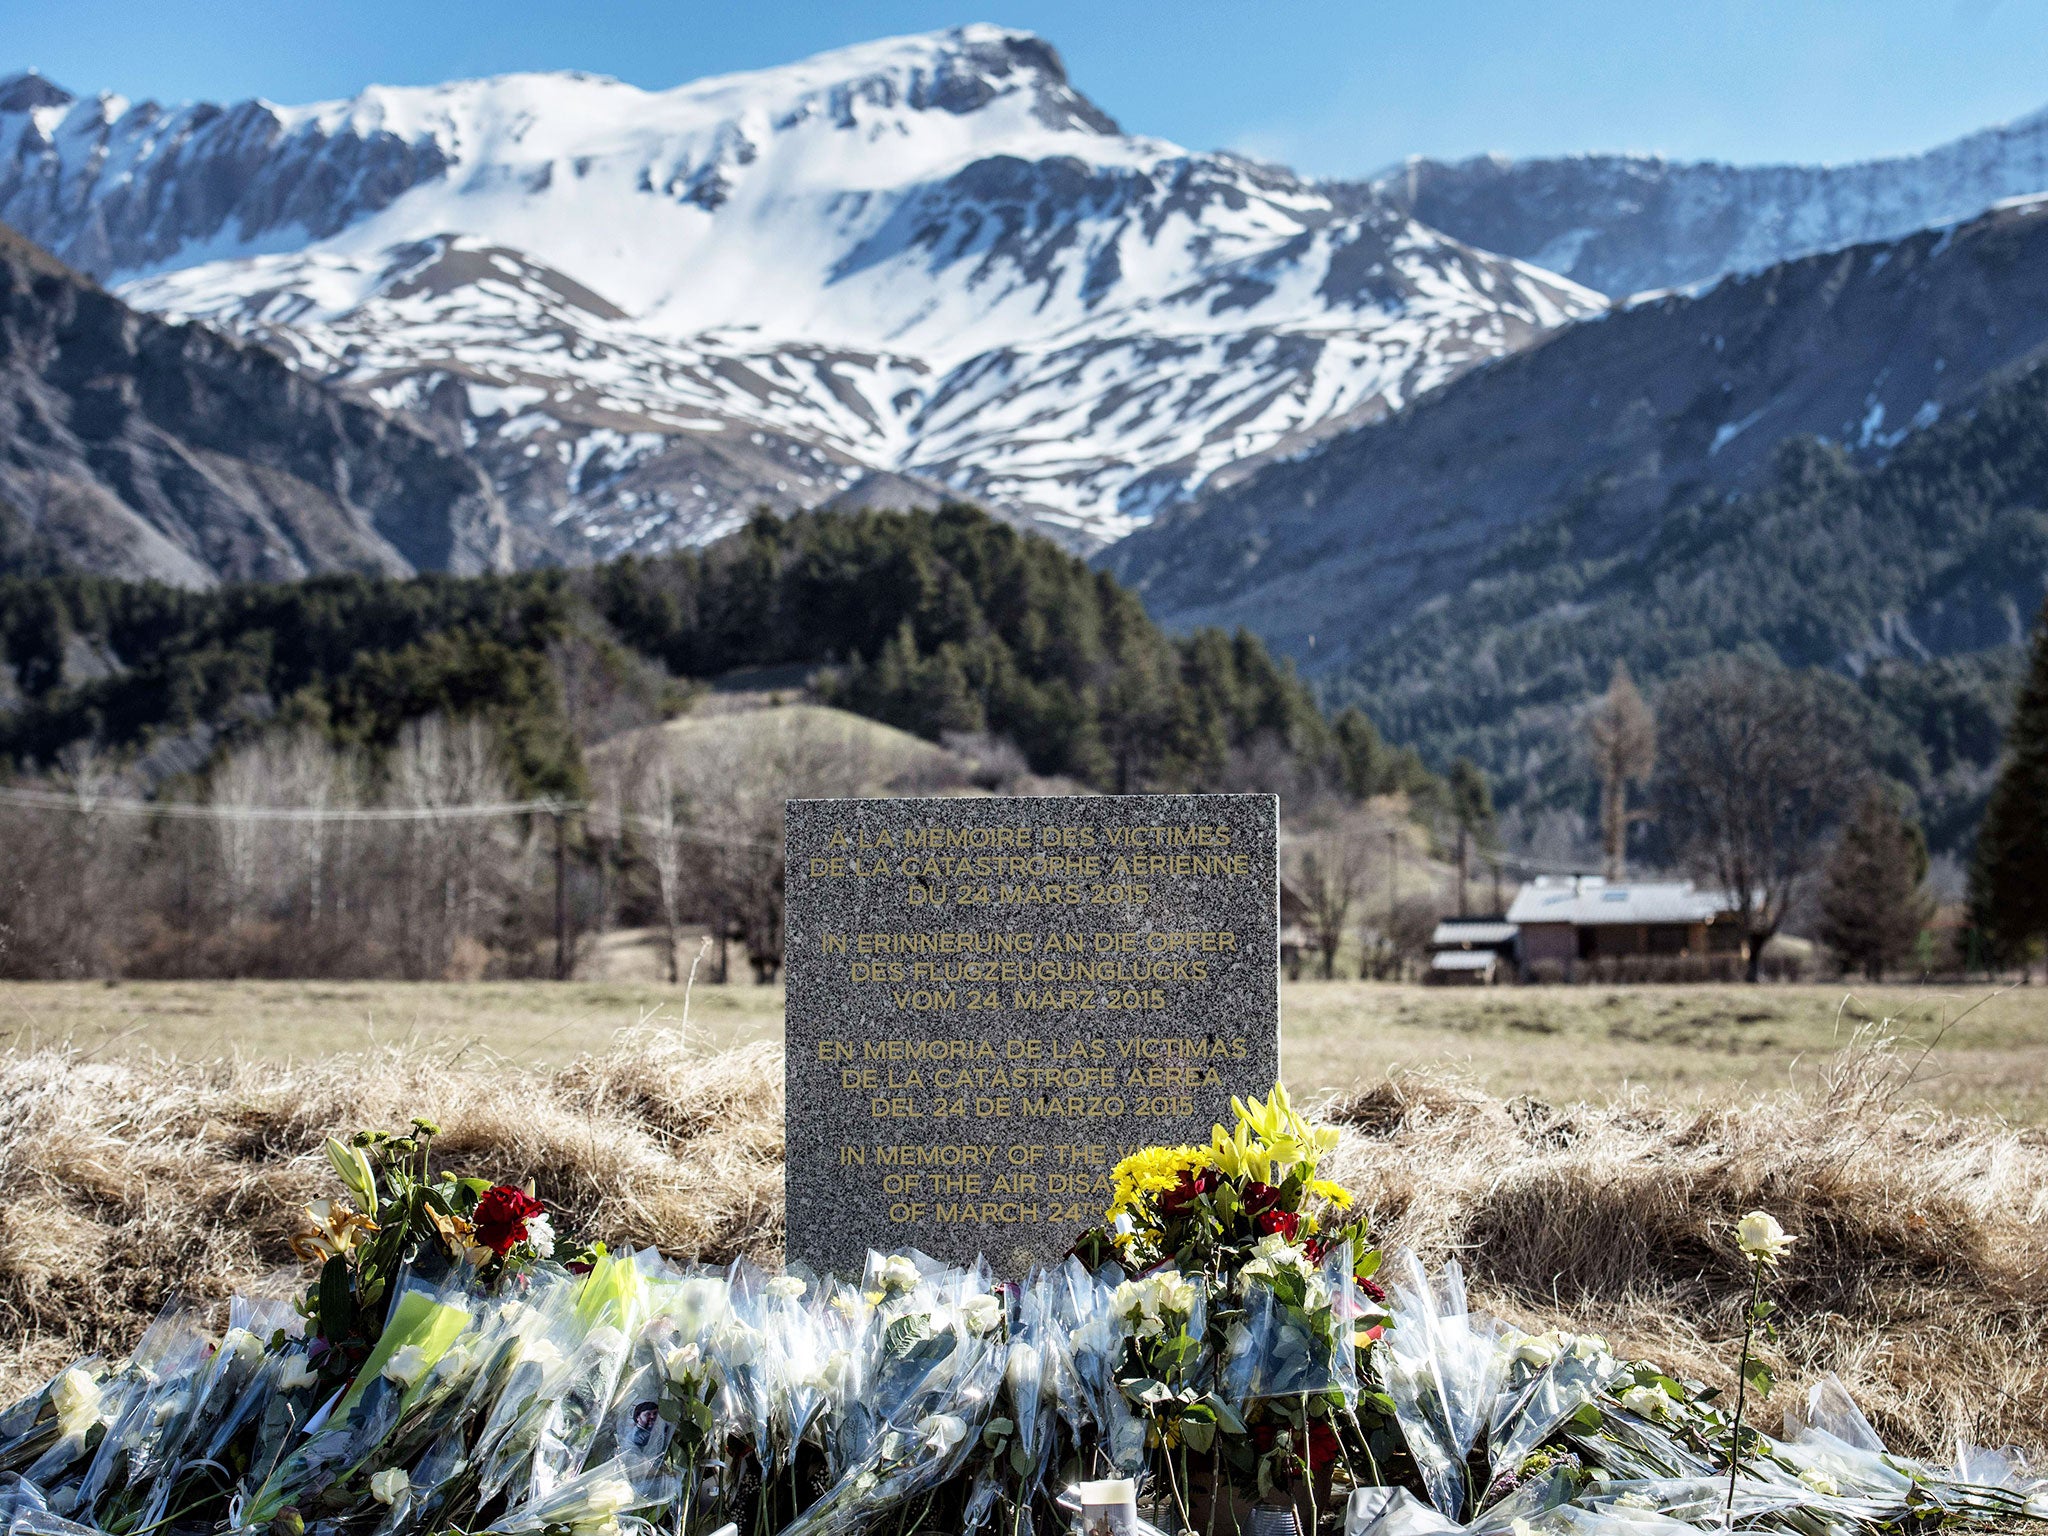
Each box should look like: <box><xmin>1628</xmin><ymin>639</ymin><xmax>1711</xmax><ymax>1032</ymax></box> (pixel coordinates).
<box><xmin>0</xmin><ymin>1088</ymin><xmax>2041</xmax><ymax>1536</ymax></box>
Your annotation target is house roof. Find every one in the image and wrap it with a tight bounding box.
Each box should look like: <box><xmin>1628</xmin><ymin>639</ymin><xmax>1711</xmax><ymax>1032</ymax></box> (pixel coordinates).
<box><xmin>1507</xmin><ymin>876</ymin><xmax>1732</xmax><ymax>927</ymax></box>
<box><xmin>1431</xmin><ymin>950</ymin><xmax>1499</xmax><ymax>972</ymax></box>
<box><xmin>1432</xmin><ymin>920</ymin><xmax>1518</xmax><ymax>947</ymax></box>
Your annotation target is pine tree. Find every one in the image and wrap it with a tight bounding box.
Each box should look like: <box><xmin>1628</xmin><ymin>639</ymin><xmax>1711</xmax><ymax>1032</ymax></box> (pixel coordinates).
<box><xmin>1817</xmin><ymin>784</ymin><xmax>1932</xmax><ymax>980</ymax></box>
<box><xmin>1969</xmin><ymin>598</ymin><xmax>2048</xmax><ymax>964</ymax></box>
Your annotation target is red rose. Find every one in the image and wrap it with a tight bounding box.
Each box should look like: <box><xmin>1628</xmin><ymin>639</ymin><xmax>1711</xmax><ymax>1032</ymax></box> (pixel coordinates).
<box><xmin>1253</xmin><ymin>1420</ymin><xmax>1343</xmax><ymax>1472</ymax></box>
<box><xmin>1304</xmin><ymin>1235</ymin><xmax>1329</xmax><ymax>1263</ymax></box>
<box><xmin>1241</xmin><ymin>1182</ymin><xmax>1283</xmax><ymax>1216</ymax></box>
<box><xmin>1358</xmin><ymin>1276</ymin><xmax>1387</xmax><ymax>1304</ymax></box>
<box><xmin>1158</xmin><ymin>1168</ymin><xmax>1217</xmax><ymax>1218</ymax></box>
<box><xmin>1307</xmin><ymin>1421</ymin><xmax>1342</xmax><ymax>1471</ymax></box>
<box><xmin>1255</xmin><ymin>1209</ymin><xmax>1301</xmax><ymax>1241</ymax></box>
<box><xmin>473</xmin><ymin>1185</ymin><xmax>545</xmax><ymax>1255</ymax></box>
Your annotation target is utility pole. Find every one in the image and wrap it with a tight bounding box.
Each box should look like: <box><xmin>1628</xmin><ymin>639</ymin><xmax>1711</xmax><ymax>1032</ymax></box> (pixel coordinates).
<box><xmin>553</xmin><ymin>806</ymin><xmax>570</xmax><ymax>981</ymax></box>
<box><xmin>1386</xmin><ymin>827</ymin><xmax>1399</xmax><ymax>981</ymax></box>
<box><xmin>1456</xmin><ymin>822</ymin><xmax>1469</xmax><ymax>917</ymax></box>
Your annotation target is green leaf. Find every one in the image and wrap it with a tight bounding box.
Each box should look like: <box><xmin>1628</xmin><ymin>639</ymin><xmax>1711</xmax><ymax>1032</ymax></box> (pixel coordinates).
<box><xmin>1181</xmin><ymin>1419</ymin><xmax>1216</xmax><ymax>1453</ymax></box>
<box><xmin>1742</xmin><ymin>1360</ymin><xmax>1774</xmax><ymax>1399</ymax></box>
<box><xmin>316</xmin><ymin>1256</ymin><xmax>353</xmax><ymax>1342</ymax></box>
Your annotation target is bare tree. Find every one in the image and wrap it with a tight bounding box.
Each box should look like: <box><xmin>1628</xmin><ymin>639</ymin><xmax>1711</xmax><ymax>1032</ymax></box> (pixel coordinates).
<box><xmin>601</xmin><ymin>730</ymin><xmax>691</xmax><ymax>984</ymax></box>
<box><xmin>385</xmin><ymin>716</ymin><xmax>517</xmax><ymax>979</ymax></box>
<box><xmin>667</xmin><ymin>711</ymin><xmax>883</xmax><ymax>983</ymax></box>
<box><xmin>1288</xmin><ymin>818</ymin><xmax>1368</xmax><ymax>979</ymax></box>
<box><xmin>1588</xmin><ymin>661</ymin><xmax>1658</xmax><ymax>880</ymax></box>
<box><xmin>1655</xmin><ymin>659</ymin><xmax>1858</xmax><ymax>982</ymax></box>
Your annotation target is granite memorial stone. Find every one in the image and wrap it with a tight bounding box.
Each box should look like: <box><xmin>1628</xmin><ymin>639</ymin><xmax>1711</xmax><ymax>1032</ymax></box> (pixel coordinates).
<box><xmin>784</xmin><ymin>793</ymin><xmax>1280</xmax><ymax>1278</ymax></box>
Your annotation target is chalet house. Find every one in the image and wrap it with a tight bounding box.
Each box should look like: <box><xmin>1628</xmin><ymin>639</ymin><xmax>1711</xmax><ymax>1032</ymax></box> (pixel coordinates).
<box><xmin>1505</xmin><ymin>876</ymin><xmax>1746</xmax><ymax>981</ymax></box>
<box><xmin>1427</xmin><ymin>918</ymin><xmax>1518</xmax><ymax>985</ymax></box>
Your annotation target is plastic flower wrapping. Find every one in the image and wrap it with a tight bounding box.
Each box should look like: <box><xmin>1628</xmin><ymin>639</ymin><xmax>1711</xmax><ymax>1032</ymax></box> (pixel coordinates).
<box><xmin>2</xmin><ymin>1090</ymin><xmax>2043</xmax><ymax>1536</ymax></box>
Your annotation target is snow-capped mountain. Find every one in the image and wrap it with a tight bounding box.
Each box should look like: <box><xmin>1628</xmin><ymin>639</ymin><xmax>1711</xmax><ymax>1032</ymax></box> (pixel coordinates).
<box><xmin>0</xmin><ymin>27</ymin><xmax>1598</xmax><ymax>554</ymax></box>
<box><xmin>1363</xmin><ymin>102</ymin><xmax>2048</xmax><ymax>298</ymax></box>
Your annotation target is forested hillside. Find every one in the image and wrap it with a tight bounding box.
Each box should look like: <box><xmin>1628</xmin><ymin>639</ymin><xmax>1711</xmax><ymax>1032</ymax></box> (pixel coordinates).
<box><xmin>0</xmin><ymin>503</ymin><xmax>1433</xmax><ymax>807</ymax></box>
<box><xmin>1332</xmin><ymin>361</ymin><xmax>2048</xmax><ymax>852</ymax></box>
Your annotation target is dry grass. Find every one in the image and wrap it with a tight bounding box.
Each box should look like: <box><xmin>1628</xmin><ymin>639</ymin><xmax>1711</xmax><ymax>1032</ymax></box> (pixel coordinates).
<box><xmin>3</xmin><ymin>1028</ymin><xmax>2043</xmax><ymax>1460</ymax></box>
<box><xmin>2</xmin><ymin>979</ymin><xmax>2043</xmax><ymax>1120</ymax></box>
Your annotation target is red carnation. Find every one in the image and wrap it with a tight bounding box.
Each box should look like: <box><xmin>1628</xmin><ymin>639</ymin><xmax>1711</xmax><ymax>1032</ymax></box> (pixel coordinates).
<box><xmin>473</xmin><ymin>1185</ymin><xmax>545</xmax><ymax>1256</ymax></box>
<box><xmin>1358</xmin><ymin>1276</ymin><xmax>1387</xmax><ymax>1304</ymax></box>
<box><xmin>1255</xmin><ymin>1209</ymin><xmax>1301</xmax><ymax>1241</ymax></box>
<box><xmin>1304</xmin><ymin>1236</ymin><xmax>1329</xmax><ymax>1263</ymax></box>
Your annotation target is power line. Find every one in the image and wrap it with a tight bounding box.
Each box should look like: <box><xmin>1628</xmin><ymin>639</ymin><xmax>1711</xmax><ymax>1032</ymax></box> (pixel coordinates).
<box><xmin>0</xmin><ymin>782</ymin><xmax>778</xmax><ymax>850</ymax></box>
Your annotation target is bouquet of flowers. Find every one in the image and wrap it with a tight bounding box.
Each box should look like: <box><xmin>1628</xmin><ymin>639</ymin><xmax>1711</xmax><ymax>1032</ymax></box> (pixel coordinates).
<box><xmin>2</xmin><ymin>1088</ymin><xmax>2042</xmax><ymax>1536</ymax></box>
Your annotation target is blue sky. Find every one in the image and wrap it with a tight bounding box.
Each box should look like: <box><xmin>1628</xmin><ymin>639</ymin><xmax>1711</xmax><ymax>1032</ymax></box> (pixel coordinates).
<box><xmin>6</xmin><ymin>0</ymin><xmax>2047</xmax><ymax>178</ymax></box>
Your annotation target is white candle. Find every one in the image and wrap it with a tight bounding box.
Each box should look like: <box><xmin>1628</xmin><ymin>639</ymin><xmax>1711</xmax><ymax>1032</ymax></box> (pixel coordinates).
<box><xmin>1079</xmin><ymin>1478</ymin><xmax>1138</xmax><ymax>1536</ymax></box>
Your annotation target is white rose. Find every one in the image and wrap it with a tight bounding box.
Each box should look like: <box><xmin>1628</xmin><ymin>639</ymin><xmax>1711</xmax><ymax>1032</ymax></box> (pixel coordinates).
<box><xmin>664</xmin><ymin>1342</ymin><xmax>703</xmax><ymax>1382</ymax></box>
<box><xmin>714</xmin><ymin>1323</ymin><xmax>760</xmax><ymax>1366</ymax></box>
<box><xmin>814</xmin><ymin>1349</ymin><xmax>854</xmax><ymax>1394</ymax></box>
<box><xmin>917</xmin><ymin>1413</ymin><xmax>968</xmax><ymax>1456</ymax></box>
<box><xmin>1798</xmin><ymin>1468</ymin><xmax>1840</xmax><ymax>1497</ymax></box>
<box><xmin>765</xmin><ymin>1274</ymin><xmax>806</xmax><ymax>1301</ymax></box>
<box><xmin>1618</xmin><ymin>1385</ymin><xmax>1671</xmax><ymax>1422</ymax></box>
<box><xmin>523</xmin><ymin>1213</ymin><xmax>556</xmax><ymax>1259</ymax></box>
<box><xmin>275</xmin><ymin>1355</ymin><xmax>318</xmax><ymax>1393</ymax></box>
<box><xmin>1570</xmin><ymin>1333</ymin><xmax>1610</xmax><ymax>1362</ymax></box>
<box><xmin>219</xmin><ymin>1327</ymin><xmax>263</xmax><ymax>1364</ymax></box>
<box><xmin>151</xmin><ymin>1391</ymin><xmax>189</xmax><ymax>1425</ymax></box>
<box><xmin>673</xmin><ymin>1278</ymin><xmax>730</xmax><ymax>1333</ymax></box>
<box><xmin>50</xmin><ymin>1368</ymin><xmax>103</xmax><ymax>1438</ymax></box>
<box><xmin>960</xmin><ymin>1294</ymin><xmax>1003</xmax><ymax>1334</ymax></box>
<box><xmin>1511</xmin><ymin>1333</ymin><xmax>1561</xmax><ymax>1370</ymax></box>
<box><xmin>1005</xmin><ymin>1342</ymin><xmax>1042</xmax><ymax>1401</ymax></box>
<box><xmin>1737</xmin><ymin>1211</ymin><xmax>1795</xmax><ymax>1265</ymax></box>
<box><xmin>578</xmin><ymin>1472</ymin><xmax>639</xmax><ymax>1517</ymax></box>
<box><xmin>879</xmin><ymin>1255</ymin><xmax>921</xmax><ymax>1295</ymax></box>
<box><xmin>369</xmin><ymin>1469</ymin><xmax>410</xmax><ymax>1506</ymax></box>
<box><xmin>382</xmin><ymin>1345</ymin><xmax>429</xmax><ymax>1388</ymax></box>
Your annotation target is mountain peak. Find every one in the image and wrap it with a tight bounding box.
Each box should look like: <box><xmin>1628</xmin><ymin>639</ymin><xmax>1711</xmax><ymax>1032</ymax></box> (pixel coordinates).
<box><xmin>652</xmin><ymin>23</ymin><xmax>1120</xmax><ymax>136</ymax></box>
<box><xmin>0</xmin><ymin>70</ymin><xmax>73</xmax><ymax>114</ymax></box>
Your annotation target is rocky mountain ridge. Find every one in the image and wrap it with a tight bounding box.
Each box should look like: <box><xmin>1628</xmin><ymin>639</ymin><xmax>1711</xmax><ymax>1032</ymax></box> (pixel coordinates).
<box><xmin>0</xmin><ymin>222</ymin><xmax>510</xmax><ymax>586</ymax></box>
<box><xmin>1362</xmin><ymin>101</ymin><xmax>2048</xmax><ymax>297</ymax></box>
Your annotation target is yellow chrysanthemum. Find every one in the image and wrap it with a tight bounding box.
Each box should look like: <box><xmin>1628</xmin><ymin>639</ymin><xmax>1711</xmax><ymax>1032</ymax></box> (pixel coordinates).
<box><xmin>1106</xmin><ymin>1145</ymin><xmax>1210</xmax><ymax>1225</ymax></box>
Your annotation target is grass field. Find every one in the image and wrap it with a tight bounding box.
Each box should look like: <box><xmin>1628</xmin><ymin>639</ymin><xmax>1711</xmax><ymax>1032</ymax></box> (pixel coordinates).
<box><xmin>3</xmin><ymin>974</ymin><xmax>2042</xmax><ymax>1120</ymax></box>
